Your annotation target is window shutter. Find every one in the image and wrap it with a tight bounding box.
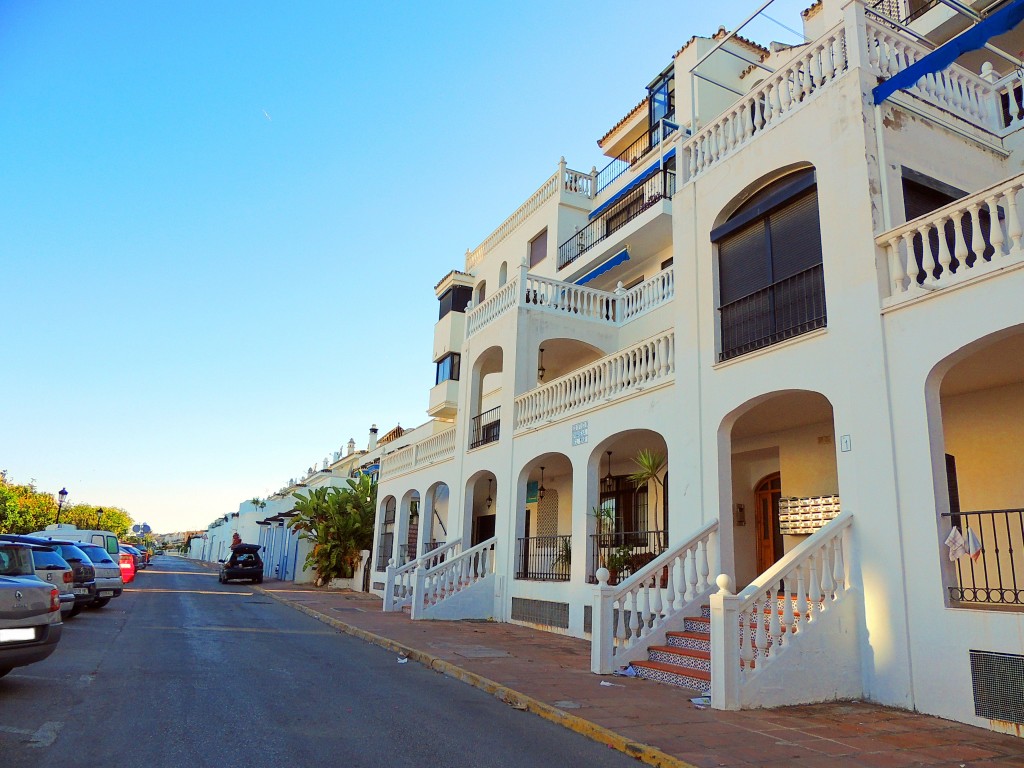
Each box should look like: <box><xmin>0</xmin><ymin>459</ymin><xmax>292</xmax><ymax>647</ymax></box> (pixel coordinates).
<box><xmin>529</xmin><ymin>230</ymin><xmax>548</xmax><ymax>267</ymax></box>
<box><xmin>769</xmin><ymin>190</ymin><xmax>823</xmax><ymax>281</ymax></box>
<box><xmin>718</xmin><ymin>220</ymin><xmax>770</xmax><ymax>305</ymax></box>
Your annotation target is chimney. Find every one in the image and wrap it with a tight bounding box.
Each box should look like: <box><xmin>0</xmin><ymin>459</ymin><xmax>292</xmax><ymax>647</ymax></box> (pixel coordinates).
<box><xmin>347</xmin><ymin>438</ymin><xmax>356</xmax><ymax>456</ymax></box>
<box><xmin>368</xmin><ymin>424</ymin><xmax>378</xmax><ymax>451</ymax></box>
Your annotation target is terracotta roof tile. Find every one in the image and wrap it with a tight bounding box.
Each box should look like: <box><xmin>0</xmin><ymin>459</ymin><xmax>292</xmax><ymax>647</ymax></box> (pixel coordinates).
<box><xmin>802</xmin><ymin>0</ymin><xmax>823</xmax><ymax>19</ymax></box>
<box><xmin>597</xmin><ymin>97</ymin><xmax>648</xmax><ymax>149</ymax></box>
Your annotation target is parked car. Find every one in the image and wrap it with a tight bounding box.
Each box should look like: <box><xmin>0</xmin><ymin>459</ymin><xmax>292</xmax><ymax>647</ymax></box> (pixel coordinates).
<box><xmin>117</xmin><ymin>546</ymin><xmax>138</xmax><ymax>584</ymax></box>
<box><xmin>76</xmin><ymin>543</ymin><xmax>124</xmax><ymax>608</ymax></box>
<box><xmin>29</xmin><ymin>524</ymin><xmax>120</xmax><ymax>558</ymax></box>
<box><xmin>0</xmin><ymin>536</ymin><xmax>83</xmax><ymax>618</ymax></box>
<box><xmin>219</xmin><ymin>544</ymin><xmax>263</xmax><ymax>584</ymax></box>
<box><xmin>0</xmin><ymin>545</ymin><xmax>63</xmax><ymax>678</ymax></box>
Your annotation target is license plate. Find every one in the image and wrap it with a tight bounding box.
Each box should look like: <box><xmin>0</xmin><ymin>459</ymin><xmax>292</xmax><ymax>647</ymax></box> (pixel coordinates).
<box><xmin>73</xmin><ymin>588</ymin><xmax>89</xmax><ymax>595</ymax></box>
<box><xmin>0</xmin><ymin>628</ymin><xmax>35</xmax><ymax>642</ymax></box>
<box><xmin>99</xmin><ymin>590</ymin><xmax>113</xmax><ymax>597</ymax></box>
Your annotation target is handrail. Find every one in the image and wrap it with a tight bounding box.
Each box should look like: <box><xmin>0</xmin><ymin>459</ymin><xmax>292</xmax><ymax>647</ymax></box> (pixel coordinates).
<box><xmin>710</xmin><ymin>510</ymin><xmax>853</xmax><ymax>708</ymax></box>
<box><xmin>591</xmin><ymin>520</ymin><xmax>718</xmax><ymax>674</ymax></box>
<box><xmin>877</xmin><ymin>170</ymin><xmax>1024</xmax><ymax>297</ymax></box>
<box><xmin>383</xmin><ymin>540</ymin><xmax>461</xmax><ymax>612</ymax></box>
<box><xmin>465</xmin><ymin>276</ymin><xmax>520</xmax><ymax>337</ymax></box>
<box><xmin>412</xmin><ymin>536</ymin><xmax>497</xmax><ymax>619</ymax></box>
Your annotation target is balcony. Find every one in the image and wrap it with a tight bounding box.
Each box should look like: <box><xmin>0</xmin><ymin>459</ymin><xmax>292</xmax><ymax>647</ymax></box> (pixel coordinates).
<box><xmin>515</xmin><ymin>535</ymin><xmax>571</xmax><ymax>581</ymax></box>
<box><xmin>588</xmin><ymin>529</ymin><xmax>667</xmax><ymax>585</ymax></box>
<box><xmin>876</xmin><ymin>171</ymin><xmax>1024</xmax><ymax>309</ymax></box>
<box><xmin>595</xmin><ymin>118</ymin><xmax>679</xmax><ymax>196</ymax></box>
<box><xmin>428</xmin><ymin>378</ymin><xmax>459</xmax><ymax>419</ymax></box>
<box><xmin>514</xmin><ymin>330</ymin><xmax>675</xmax><ymax>432</ymax></box>
<box><xmin>465</xmin><ymin>266</ymin><xmax>675</xmax><ymax>340</ymax></box>
<box><xmin>469</xmin><ymin>406</ymin><xmax>500</xmax><ymax>449</ymax></box>
<box><xmin>943</xmin><ymin>509</ymin><xmax>1024</xmax><ymax>609</ymax></box>
<box><xmin>378</xmin><ymin>427</ymin><xmax>456</xmax><ymax>481</ymax></box>
<box><xmin>558</xmin><ymin>168</ymin><xmax>675</xmax><ymax>272</ymax></box>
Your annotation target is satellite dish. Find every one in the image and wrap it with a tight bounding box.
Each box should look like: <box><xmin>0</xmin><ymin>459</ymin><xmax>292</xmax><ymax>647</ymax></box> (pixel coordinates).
<box><xmin>132</xmin><ymin>524</ymin><xmax>141</xmax><ymax>533</ymax></box>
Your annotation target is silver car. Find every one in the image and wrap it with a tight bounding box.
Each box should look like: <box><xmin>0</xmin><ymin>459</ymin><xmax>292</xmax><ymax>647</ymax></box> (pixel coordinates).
<box><xmin>77</xmin><ymin>543</ymin><xmax>124</xmax><ymax>608</ymax></box>
<box><xmin>0</xmin><ymin>547</ymin><xmax>64</xmax><ymax>678</ymax></box>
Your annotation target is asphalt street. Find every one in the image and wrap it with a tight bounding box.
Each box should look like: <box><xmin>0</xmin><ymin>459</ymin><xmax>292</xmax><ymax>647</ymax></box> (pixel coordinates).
<box><xmin>0</xmin><ymin>556</ymin><xmax>641</xmax><ymax>768</ymax></box>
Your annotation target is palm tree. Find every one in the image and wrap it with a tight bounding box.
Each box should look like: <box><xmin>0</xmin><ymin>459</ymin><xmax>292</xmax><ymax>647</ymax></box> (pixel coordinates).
<box><xmin>629</xmin><ymin>449</ymin><xmax>667</xmax><ymax>544</ymax></box>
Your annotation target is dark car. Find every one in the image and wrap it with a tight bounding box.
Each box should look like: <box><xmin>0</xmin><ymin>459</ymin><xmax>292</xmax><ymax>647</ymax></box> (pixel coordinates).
<box><xmin>219</xmin><ymin>544</ymin><xmax>263</xmax><ymax>584</ymax></box>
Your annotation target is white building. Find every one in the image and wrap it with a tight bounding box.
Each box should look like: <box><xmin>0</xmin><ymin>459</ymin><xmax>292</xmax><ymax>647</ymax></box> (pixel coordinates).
<box><xmin>371</xmin><ymin>0</ymin><xmax>1024</xmax><ymax>732</ymax></box>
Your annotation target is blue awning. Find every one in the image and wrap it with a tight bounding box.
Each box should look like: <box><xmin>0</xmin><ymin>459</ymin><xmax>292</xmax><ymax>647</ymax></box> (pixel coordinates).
<box><xmin>873</xmin><ymin>0</ymin><xmax>1024</xmax><ymax>105</ymax></box>
<box><xmin>588</xmin><ymin>146</ymin><xmax>676</xmax><ymax>222</ymax></box>
<box><xmin>575</xmin><ymin>247</ymin><xmax>630</xmax><ymax>285</ymax></box>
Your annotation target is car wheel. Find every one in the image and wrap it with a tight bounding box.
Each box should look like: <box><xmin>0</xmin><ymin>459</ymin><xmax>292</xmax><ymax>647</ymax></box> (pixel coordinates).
<box><xmin>90</xmin><ymin>597</ymin><xmax>111</xmax><ymax>609</ymax></box>
<box><xmin>255</xmin><ymin>577</ymin><xmax>263</xmax><ymax>584</ymax></box>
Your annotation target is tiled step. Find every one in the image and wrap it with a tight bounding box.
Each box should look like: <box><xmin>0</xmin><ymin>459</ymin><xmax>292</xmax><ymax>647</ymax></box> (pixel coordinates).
<box><xmin>666</xmin><ymin>630</ymin><xmax>710</xmax><ymax>653</ymax></box>
<box><xmin>632</xmin><ymin>659</ymin><xmax>710</xmax><ymax>693</ymax></box>
<box><xmin>683</xmin><ymin>615</ymin><xmax>709</xmax><ymax>633</ymax></box>
<box><xmin>648</xmin><ymin>645</ymin><xmax>710</xmax><ymax>673</ymax></box>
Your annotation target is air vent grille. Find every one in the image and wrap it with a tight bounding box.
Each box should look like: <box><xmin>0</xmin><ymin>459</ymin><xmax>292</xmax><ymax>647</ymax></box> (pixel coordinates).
<box><xmin>971</xmin><ymin>650</ymin><xmax>1024</xmax><ymax>724</ymax></box>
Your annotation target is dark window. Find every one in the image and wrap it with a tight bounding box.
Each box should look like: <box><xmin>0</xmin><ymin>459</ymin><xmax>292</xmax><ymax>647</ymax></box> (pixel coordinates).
<box><xmin>648</xmin><ymin>68</ymin><xmax>674</xmax><ymax>145</ymax></box>
<box><xmin>438</xmin><ymin>285</ymin><xmax>472</xmax><ymax>320</ymax></box>
<box><xmin>713</xmin><ymin>169</ymin><xmax>826</xmax><ymax>361</ymax></box>
<box><xmin>660</xmin><ymin>257</ymin><xmax>673</xmax><ymax>270</ymax></box>
<box><xmin>376</xmin><ymin>498</ymin><xmax>396</xmax><ymax>571</ymax></box>
<box><xmin>529</xmin><ymin>230</ymin><xmax>547</xmax><ymax>267</ymax></box>
<box><xmin>435</xmin><ymin>353</ymin><xmax>461</xmax><ymax>385</ymax></box>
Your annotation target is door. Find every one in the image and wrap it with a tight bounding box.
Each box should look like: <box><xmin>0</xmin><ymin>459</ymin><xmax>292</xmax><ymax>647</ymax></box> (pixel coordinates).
<box><xmin>474</xmin><ymin>514</ymin><xmax>496</xmax><ymax>546</ymax></box>
<box><xmin>754</xmin><ymin>473</ymin><xmax>783</xmax><ymax>575</ymax></box>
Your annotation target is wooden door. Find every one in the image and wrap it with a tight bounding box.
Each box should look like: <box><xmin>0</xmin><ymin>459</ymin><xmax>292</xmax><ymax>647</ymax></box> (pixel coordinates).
<box><xmin>754</xmin><ymin>473</ymin><xmax>782</xmax><ymax>575</ymax></box>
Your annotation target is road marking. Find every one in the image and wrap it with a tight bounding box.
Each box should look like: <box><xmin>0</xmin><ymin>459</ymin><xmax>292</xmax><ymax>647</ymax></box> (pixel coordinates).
<box><xmin>28</xmin><ymin>721</ymin><xmax>62</xmax><ymax>748</ymax></box>
<box><xmin>140</xmin><ymin>626</ymin><xmax>336</xmax><ymax>635</ymax></box>
<box><xmin>134</xmin><ymin>589</ymin><xmax>254</xmax><ymax>595</ymax></box>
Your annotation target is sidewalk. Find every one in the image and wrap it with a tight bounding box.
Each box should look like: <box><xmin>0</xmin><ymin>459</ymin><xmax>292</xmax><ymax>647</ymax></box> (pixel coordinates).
<box><xmin>256</xmin><ymin>581</ymin><xmax>1024</xmax><ymax>768</ymax></box>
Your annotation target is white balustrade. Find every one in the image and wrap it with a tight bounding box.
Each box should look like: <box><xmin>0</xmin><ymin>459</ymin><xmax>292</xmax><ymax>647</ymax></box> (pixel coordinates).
<box><xmin>465</xmin><ymin>160</ymin><xmax>592</xmax><ymax>273</ymax></box>
<box><xmin>383</xmin><ymin>540</ymin><xmax>461</xmax><ymax>612</ymax></box>
<box><xmin>378</xmin><ymin>428</ymin><xmax>456</xmax><ymax>481</ymax></box>
<box><xmin>591</xmin><ymin>521</ymin><xmax>719</xmax><ymax>674</ymax></box>
<box><xmin>685</xmin><ymin>24</ymin><xmax>848</xmax><ymax>181</ymax></box>
<box><xmin>710</xmin><ymin>510</ymin><xmax>852</xmax><ymax>709</ymax></box>
<box><xmin>411</xmin><ymin>536</ymin><xmax>496</xmax><ymax>619</ymax></box>
<box><xmin>992</xmin><ymin>69</ymin><xmax>1024</xmax><ymax>134</ymax></box>
<box><xmin>379</xmin><ymin>445</ymin><xmax>414</xmax><ymax>479</ymax></box>
<box><xmin>864</xmin><ymin>18</ymin><xmax>995</xmax><ymax>129</ymax></box>
<box><xmin>515</xmin><ymin>331</ymin><xmax>675</xmax><ymax>431</ymax></box>
<box><xmin>523</xmin><ymin>274</ymin><xmax>618</xmax><ymax>323</ymax></box>
<box><xmin>465</xmin><ymin>276</ymin><xmax>520</xmax><ymax>337</ymax></box>
<box><xmin>618</xmin><ymin>269</ymin><xmax>675</xmax><ymax>323</ymax></box>
<box><xmin>878</xmin><ymin>172</ymin><xmax>1024</xmax><ymax>298</ymax></box>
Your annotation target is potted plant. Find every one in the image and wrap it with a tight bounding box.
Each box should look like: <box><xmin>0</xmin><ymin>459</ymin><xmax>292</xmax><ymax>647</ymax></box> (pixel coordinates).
<box><xmin>552</xmin><ymin>536</ymin><xmax>572</xmax><ymax>577</ymax></box>
<box><xmin>605</xmin><ymin>545</ymin><xmax>633</xmax><ymax>586</ymax></box>
<box><xmin>590</xmin><ymin>505</ymin><xmax>616</xmax><ymax>569</ymax></box>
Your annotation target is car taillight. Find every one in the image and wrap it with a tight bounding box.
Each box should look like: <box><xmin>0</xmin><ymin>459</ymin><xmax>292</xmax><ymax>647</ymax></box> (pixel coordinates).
<box><xmin>49</xmin><ymin>588</ymin><xmax>60</xmax><ymax>612</ymax></box>
<box><xmin>63</xmin><ymin>571</ymin><xmax>73</xmax><ymax>584</ymax></box>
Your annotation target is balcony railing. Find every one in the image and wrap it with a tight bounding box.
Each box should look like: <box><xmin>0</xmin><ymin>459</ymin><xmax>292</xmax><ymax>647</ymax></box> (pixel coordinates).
<box><xmin>514</xmin><ymin>331</ymin><xmax>675</xmax><ymax>432</ymax></box>
<box><xmin>719</xmin><ymin>264</ymin><xmax>826</xmax><ymax>362</ymax></box>
<box><xmin>469</xmin><ymin>406</ymin><xmax>500</xmax><ymax>449</ymax></box>
<box><xmin>515</xmin><ymin>535</ymin><xmax>571</xmax><ymax>581</ymax></box>
<box><xmin>379</xmin><ymin>427</ymin><xmax>456</xmax><ymax>481</ymax></box>
<box><xmin>596</xmin><ymin>118</ymin><xmax>679</xmax><ymax>194</ymax></box>
<box><xmin>558</xmin><ymin>169</ymin><xmax>675</xmax><ymax>270</ymax></box>
<box><xmin>944</xmin><ymin>510</ymin><xmax>1024</xmax><ymax>607</ymax></box>
<box><xmin>422</xmin><ymin>540</ymin><xmax>444</xmax><ymax>556</ymax></box>
<box><xmin>877</xmin><ymin>172</ymin><xmax>1024</xmax><ymax>302</ymax></box>
<box><xmin>588</xmin><ymin>529</ymin><xmax>668</xmax><ymax>584</ymax></box>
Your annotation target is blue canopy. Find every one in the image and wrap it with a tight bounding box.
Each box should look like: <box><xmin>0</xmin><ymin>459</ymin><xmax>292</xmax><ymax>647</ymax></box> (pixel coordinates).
<box><xmin>873</xmin><ymin>0</ymin><xmax>1024</xmax><ymax>105</ymax></box>
<box><xmin>575</xmin><ymin>247</ymin><xmax>630</xmax><ymax>285</ymax></box>
<box><xmin>588</xmin><ymin>148</ymin><xmax>677</xmax><ymax>221</ymax></box>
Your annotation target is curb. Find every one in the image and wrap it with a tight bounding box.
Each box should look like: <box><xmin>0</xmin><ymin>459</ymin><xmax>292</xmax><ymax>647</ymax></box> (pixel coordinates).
<box><xmin>256</xmin><ymin>585</ymin><xmax>697</xmax><ymax>768</ymax></box>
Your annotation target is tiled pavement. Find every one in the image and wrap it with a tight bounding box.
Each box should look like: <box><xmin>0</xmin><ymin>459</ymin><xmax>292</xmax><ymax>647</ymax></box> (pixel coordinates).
<box><xmin>255</xmin><ymin>580</ymin><xmax>1024</xmax><ymax>768</ymax></box>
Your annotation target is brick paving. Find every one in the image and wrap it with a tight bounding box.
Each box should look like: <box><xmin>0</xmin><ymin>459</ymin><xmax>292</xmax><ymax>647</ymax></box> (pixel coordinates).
<box><xmin>259</xmin><ymin>581</ymin><xmax>1024</xmax><ymax>768</ymax></box>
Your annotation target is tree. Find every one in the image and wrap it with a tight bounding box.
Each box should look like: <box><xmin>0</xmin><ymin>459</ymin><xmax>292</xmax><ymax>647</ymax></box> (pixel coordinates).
<box><xmin>629</xmin><ymin>449</ymin><xmax>668</xmax><ymax>542</ymax></box>
<box><xmin>288</xmin><ymin>475</ymin><xmax>378</xmax><ymax>585</ymax></box>
<box><xmin>0</xmin><ymin>471</ymin><xmax>136</xmax><ymax>536</ymax></box>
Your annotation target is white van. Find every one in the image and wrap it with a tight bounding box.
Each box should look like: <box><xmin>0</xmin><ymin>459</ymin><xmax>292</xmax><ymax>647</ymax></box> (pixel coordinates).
<box><xmin>29</xmin><ymin>524</ymin><xmax>120</xmax><ymax>558</ymax></box>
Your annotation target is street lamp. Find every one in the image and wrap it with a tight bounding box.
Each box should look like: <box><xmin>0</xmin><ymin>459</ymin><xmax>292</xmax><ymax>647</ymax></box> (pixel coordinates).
<box><xmin>96</xmin><ymin>508</ymin><xmax>104</xmax><ymax>529</ymax></box>
<box><xmin>56</xmin><ymin>488</ymin><xmax>68</xmax><ymax>524</ymax></box>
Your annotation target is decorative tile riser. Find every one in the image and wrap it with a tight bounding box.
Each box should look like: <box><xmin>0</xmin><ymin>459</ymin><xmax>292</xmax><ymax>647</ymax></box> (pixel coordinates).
<box><xmin>649</xmin><ymin>649</ymin><xmax>711</xmax><ymax>673</ymax></box>
<box><xmin>634</xmin><ymin>664</ymin><xmax>711</xmax><ymax>693</ymax></box>
<box><xmin>684</xmin><ymin>617</ymin><xmax>710</xmax><ymax>633</ymax></box>
<box><xmin>700</xmin><ymin>604</ymin><xmax>710</xmax><ymax>618</ymax></box>
<box><xmin>666</xmin><ymin>634</ymin><xmax>710</xmax><ymax>652</ymax></box>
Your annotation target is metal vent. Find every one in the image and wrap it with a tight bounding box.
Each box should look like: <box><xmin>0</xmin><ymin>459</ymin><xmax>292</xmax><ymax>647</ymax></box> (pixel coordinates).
<box><xmin>511</xmin><ymin>598</ymin><xmax>569</xmax><ymax>628</ymax></box>
<box><xmin>971</xmin><ymin>650</ymin><xmax>1024</xmax><ymax>725</ymax></box>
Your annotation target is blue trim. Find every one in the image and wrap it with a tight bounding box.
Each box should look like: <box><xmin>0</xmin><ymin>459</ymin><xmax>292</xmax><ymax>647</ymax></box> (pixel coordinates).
<box><xmin>873</xmin><ymin>0</ymin><xmax>1024</xmax><ymax>105</ymax></box>
<box><xmin>575</xmin><ymin>248</ymin><xmax>630</xmax><ymax>285</ymax></box>
<box><xmin>589</xmin><ymin>162</ymin><xmax>661</xmax><ymax>221</ymax></box>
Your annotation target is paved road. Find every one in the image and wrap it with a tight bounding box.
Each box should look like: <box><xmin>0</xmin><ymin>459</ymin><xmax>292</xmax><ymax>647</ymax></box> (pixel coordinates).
<box><xmin>0</xmin><ymin>556</ymin><xmax>639</xmax><ymax>768</ymax></box>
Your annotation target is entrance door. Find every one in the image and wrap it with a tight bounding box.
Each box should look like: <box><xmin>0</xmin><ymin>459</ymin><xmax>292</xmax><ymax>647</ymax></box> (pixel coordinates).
<box><xmin>754</xmin><ymin>473</ymin><xmax>783</xmax><ymax>575</ymax></box>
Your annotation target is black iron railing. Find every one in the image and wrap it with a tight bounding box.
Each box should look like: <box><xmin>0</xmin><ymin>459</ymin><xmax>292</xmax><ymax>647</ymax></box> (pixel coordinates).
<box><xmin>944</xmin><ymin>510</ymin><xmax>1024</xmax><ymax>607</ymax></box>
<box><xmin>558</xmin><ymin>169</ymin><xmax>676</xmax><ymax>270</ymax></box>
<box><xmin>588</xmin><ymin>529</ymin><xmax>668</xmax><ymax>584</ymax></box>
<box><xmin>595</xmin><ymin>119</ymin><xmax>678</xmax><ymax>194</ymax></box>
<box><xmin>515</xmin><ymin>535</ymin><xmax>572</xmax><ymax>581</ymax></box>
<box><xmin>375</xmin><ymin>532</ymin><xmax>393</xmax><ymax>572</ymax></box>
<box><xmin>719</xmin><ymin>263</ymin><xmax>826</xmax><ymax>361</ymax></box>
<box><xmin>469</xmin><ymin>406</ymin><xmax>500</xmax><ymax>449</ymax></box>
<box><xmin>422</xmin><ymin>540</ymin><xmax>443</xmax><ymax>556</ymax></box>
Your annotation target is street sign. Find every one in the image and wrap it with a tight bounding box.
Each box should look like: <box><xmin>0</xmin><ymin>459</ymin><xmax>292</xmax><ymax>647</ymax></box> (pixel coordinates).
<box><xmin>132</xmin><ymin>524</ymin><xmax>141</xmax><ymax>533</ymax></box>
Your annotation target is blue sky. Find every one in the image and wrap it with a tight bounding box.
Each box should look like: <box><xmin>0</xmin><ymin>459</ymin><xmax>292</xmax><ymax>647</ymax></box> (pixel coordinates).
<box><xmin>0</xmin><ymin>0</ymin><xmax>810</xmax><ymax>533</ymax></box>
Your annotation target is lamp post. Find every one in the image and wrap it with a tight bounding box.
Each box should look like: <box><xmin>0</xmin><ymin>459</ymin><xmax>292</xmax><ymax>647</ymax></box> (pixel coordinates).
<box><xmin>96</xmin><ymin>508</ymin><xmax>104</xmax><ymax>529</ymax></box>
<box><xmin>56</xmin><ymin>487</ymin><xmax>68</xmax><ymax>524</ymax></box>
